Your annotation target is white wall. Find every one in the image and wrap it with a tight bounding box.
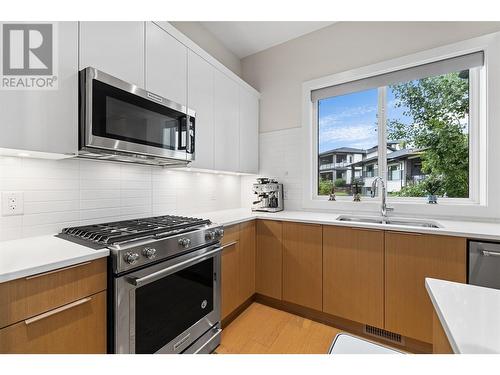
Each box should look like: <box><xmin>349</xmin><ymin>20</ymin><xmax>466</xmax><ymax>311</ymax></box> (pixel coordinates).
<box><xmin>241</xmin><ymin>127</ymin><xmax>303</xmax><ymax>210</ymax></box>
<box><xmin>170</xmin><ymin>21</ymin><xmax>242</xmax><ymax>77</ymax></box>
<box><xmin>242</xmin><ymin>21</ymin><xmax>500</xmax><ymax>133</ymax></box>
<box><xmin>0</xmin><ymin>157</ymin><xmax>241</xmax><ymax>241</ymax></box>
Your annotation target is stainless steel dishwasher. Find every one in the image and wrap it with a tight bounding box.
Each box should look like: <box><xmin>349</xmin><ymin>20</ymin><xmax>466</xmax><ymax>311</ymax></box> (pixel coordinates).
<box><xmin>469</xmin><ymin>241</ymin><xmax>500</xmax><ymax>289</ymax></box>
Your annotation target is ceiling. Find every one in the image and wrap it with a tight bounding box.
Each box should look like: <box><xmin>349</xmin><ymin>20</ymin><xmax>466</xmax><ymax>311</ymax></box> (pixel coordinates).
<box><xmin>200</xmin><ymin>21</ymin><xmax>335</xmax><ymax>58</ymax></box>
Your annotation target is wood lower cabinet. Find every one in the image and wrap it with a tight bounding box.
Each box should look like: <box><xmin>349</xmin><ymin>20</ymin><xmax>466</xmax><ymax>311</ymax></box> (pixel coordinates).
<box><xmin>0</xmin><ymin>291</ymin><xmax>106</xmax><ymax>354</ymax></box>
<box><xmin>432</xmin><ymin>310</ymin><xmax>454</xmax><ymax>354</ymax></box>
<box><xmin>239</xmin><ymin>221</ymin><xmax>256</xmax><ymax>303</ymax></box>
<box><xmin>0</xmin><ymin>259</ymin><xmax>107</xmax><ymax>354</ymax></box>
<box><xmin>221</xmin><ymin>225</ymin><xmax>241</xmax><ymax>320</ymax></box>
<box><xmin>323</xmin><ymin>226</ymin><xmax>384</xmax><ymax>328</ymax></box>
<box><xmin>0</xmin><ymin>258</ymin><xmax>107</xmax><ymax>329</ymax></box>
<box><xmin>256</xmin><ymin>220</ymin><xmax>283</xmax><ymax>300</ymax></box>
<box><xmin>282</xmin><ymin>222</ymin><xmax>322</xmax><ymax>310</ymax></box>
<box><xmin>221</xmin><ymin>222</ymin><xmax>256</xmax><ymax>320</ymax></box>
<box><xmin>385</xmin><ymin>232</ymin><xmax>466</xmax><ymax>343</ymax></box>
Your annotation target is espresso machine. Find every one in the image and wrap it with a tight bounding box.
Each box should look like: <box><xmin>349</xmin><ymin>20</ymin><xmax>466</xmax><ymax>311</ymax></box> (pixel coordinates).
<box><xmin>252</xmin><ymin>178</ymin><xmax>284</xmax><ymax>212</ymax></box>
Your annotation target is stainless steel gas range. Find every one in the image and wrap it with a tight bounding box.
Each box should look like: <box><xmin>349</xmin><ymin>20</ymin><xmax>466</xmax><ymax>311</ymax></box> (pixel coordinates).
<box><xmin>58</xmin><ymin>215</ymin><xmax>225</xmax><ymax>354</ymax></box>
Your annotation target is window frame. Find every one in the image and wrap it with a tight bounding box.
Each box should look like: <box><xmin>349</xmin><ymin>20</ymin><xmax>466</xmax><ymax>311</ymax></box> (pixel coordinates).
<box><xmin>301</xmin><ymin>34</ymin><xmax>496</xmax><ymax>217</ymax></box>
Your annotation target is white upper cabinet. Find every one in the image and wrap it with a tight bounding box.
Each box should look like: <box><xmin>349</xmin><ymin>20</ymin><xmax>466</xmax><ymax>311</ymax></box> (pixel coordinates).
<box><xmin>0</xmin><ymin>22</ymin><xmax>259</xmax><ymax>171</ymax></box>
<box><xmin>188</xmin><ymin>51</ymin><xmax>215</xmax><ymax>170</ymax></box>
<box><xmin>79</xmin><ymin>22</ymin><xmax>145</xmax><ymax>87</ymax></box>
<box><xmin>214</xmin><ymin>70</ymin><xmax>240</xmax><ymax>172</ymax></box>
<box><xmin>145</xmin><ymin>22</ymin><xmax>187</xmax><ymax>106</ymax></box>
<box><xmin>239</xmin><ymin>88</ymin><xmax>259</xmax><ymax>174</ymax></box>
<box><xmin>0</xmin><ymin>22</ymin><xmax>78</xmax><ymax>156</ymax></box>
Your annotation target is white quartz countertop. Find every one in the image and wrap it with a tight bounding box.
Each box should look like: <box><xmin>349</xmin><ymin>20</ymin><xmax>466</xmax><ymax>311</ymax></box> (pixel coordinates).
<box><xmin>0</xmin><ymin>235</ymin><xmax>109</xmax><ymax>283</ymax></box>
<box><xmin>200</xmin><ymin>208</ymin><xmax>500</xmax><ymax>241</ymax></box>
<box><xmin>425</xmin><ymin>278</ymin><xmax>500</xmax><ymax>354</ymax></box>
<box><xmin>2</xmin><ymin>207</ymin><xmax>500</xmax><ymax>284</ymax></box>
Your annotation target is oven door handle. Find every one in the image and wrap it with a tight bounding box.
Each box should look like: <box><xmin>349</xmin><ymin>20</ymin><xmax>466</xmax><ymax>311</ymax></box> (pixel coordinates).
<box><xmin>130</xmin><ymin>246</ymin><xmax>222</xmax><ymax>287</ymax></box>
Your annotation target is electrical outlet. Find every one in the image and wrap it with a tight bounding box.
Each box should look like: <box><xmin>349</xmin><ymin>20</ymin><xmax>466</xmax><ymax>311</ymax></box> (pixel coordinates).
<box><xmin>1</xmin><ymin>192</ymin><xmax>24</xmax><ymax>216</ymax></box>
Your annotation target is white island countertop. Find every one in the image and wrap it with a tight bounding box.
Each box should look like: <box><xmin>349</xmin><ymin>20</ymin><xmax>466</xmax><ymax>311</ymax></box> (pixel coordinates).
<box><xmin>199</xmin><ymin>208</ymin><xmax>500</xmax><ymax>242</ymax></box>
<box><xmin>425</xmin><ymin>278</ymin><xmax>500</xmax><ymax>354</ymax></box>
<box><xmin>0</xmin><ymin>235</ymin><xmax>109</xmax><ymax>283</ymax></box>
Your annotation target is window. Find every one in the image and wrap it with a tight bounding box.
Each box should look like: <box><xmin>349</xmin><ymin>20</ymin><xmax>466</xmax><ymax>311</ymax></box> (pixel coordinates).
<box><xmin>313</xmin><ymin>51</ymin><xmax>482</xmax><ymax>201</ymax></box>
<box><xmin>318</xmin><ymin>88</ymin><xmax>378</xmax><ymax>197</ymax></box>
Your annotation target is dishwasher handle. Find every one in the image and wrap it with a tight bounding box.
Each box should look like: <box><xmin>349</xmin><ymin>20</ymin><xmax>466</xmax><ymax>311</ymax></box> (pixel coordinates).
<box><xmin>477</xmin><ymin>243</ymin><xmax>500</xmax><ymax>257</ymax></box>
<box><xmin>482</xmin><ymin>250</ymin><xmax>500</xmax><ymax>257</ymax></box>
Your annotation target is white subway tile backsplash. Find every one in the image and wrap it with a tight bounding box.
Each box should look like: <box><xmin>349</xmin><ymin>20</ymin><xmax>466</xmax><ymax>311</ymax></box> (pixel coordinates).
<box><xmin>80</xmin><ymin>198</ymin><xmax>121</xmax><ymax>210</ymax></box>
<box><xmin>23</xmin><ymin>211</ymin><xmax>80</xmax><ymax>226</ymax></box>
<box><xmin>24</xmin><ymin>200</ymin><xmax>80</xmax><ymax>214</ymax></box>
<box><xmin>24</xmin><ymin>190</ymin><xmax>80</xmax><ymax>202</ymax></box>
<box><xmin>80</xmin><ymin>189</ymin><xmax>117</xmax><ymax>200</ymax></box>
<box><xmin>0</xmin><ymin>156</ymin><xmax>242</xmax><ymax>240</ymax></box>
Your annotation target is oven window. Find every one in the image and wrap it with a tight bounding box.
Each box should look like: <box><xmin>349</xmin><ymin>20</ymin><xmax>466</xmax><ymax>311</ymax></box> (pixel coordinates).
<box><xmin>92</xmin><ymin>80</ymin><xmax>187</xmax><ymax>151</ymax></box>
<box><xmin>135</xmin><ymin>258</ymin><xmax>214</xmax><ymax>354</ymax></box>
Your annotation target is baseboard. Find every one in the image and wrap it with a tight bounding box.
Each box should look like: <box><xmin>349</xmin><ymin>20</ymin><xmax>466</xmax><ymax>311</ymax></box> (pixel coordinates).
<box><xmin>221</xmin><ymin>295</ymin><xmax>256</xmax><ymax>328</ymax></box>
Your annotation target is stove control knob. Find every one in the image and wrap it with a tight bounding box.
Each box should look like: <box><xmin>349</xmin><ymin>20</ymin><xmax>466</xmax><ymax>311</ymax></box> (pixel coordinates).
<box><xmin>142</xmin><ymin>247</ymin><xmax>157</xmax><ymax>259</ymax></box>
<box><xmin>178</xmin><ymin>238</ymin><xmax>191</xmax><ymax>248</ymax></box>
<box><xmin>205</xmin><ymin>231</ymin><xmax>216</xmax><ymax>241</ymax></box>
<box><xmin>215</xmin><ymin>228</ymin><xmax>224</xmax><ymax>238</ymax></box>
<box><xmin>123</xmin><ymin>252</ymin><xmax>140</xmax><ymax>265</ymax></box>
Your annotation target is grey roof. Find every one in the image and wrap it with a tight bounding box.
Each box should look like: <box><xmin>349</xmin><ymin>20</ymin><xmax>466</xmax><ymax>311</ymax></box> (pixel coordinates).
<box><xmin>320</xmin><ymin>142</ymin><xmax>402</xmax><ymax>156</ymax></box>
<box><xmin>319</xmin><ymin>147</ymin><xmax>366</xmax><ymax>156</ymax></box>
<box><xmin>388</xmin><ymin>148</ymin><xmax>421</xmax><ymax>160</ymax></box>
<box><xmin>349</xmin><ymin>148</ymin><xmax>422</xmax><ymax>167</ymax></box>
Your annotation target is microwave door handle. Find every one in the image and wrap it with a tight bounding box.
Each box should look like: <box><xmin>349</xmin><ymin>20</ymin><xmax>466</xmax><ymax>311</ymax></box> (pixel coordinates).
<box><xmin>130</xmin><ymin>246</ymin><xmax>222</xmax><ymax>287</ymax></box>
<box><xmin>177</xmin><ymin>115</ymin><xmax>187</xmax><ymax>151</ymax></box>
<box><xmin>186</xmin><ymin>116</ymin><xmax>194</xmax><ymax>154</ymax></box>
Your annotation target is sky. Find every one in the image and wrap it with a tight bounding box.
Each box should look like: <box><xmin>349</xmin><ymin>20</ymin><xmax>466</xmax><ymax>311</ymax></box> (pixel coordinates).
<box><xmin>318</xmin><ymin>88</ymin><xmax>412</xmax><ymax>153</ymax></box>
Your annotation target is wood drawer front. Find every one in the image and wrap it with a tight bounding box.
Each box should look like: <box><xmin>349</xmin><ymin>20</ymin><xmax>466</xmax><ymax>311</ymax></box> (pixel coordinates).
<box><xmin>323</xmin><ymin>226</ymin><xmax>384</xmax><ymax>327</ymax></box>
<box><xmin>0</xmin><ymin>258</ymin><xmax>107</xmax><ymax>328</ymax></box>
<box><xmin>0</xmin><ymin>290</ymin><xmax>106</xmax><ymax>354</ymax></box>
<box><xmin>385</xmin><ymin>232</ymin><xmax>466</xmax><ymax>343</ymax></box>
<box><xmin>282</xmin><ymin>222</ymin><xmax>323</xmax><ymax>311</ymax></box>
<box><xmin>222</xmin><ymin>224</ymin><xmax>240</xmax><ymax>246</ymax></box>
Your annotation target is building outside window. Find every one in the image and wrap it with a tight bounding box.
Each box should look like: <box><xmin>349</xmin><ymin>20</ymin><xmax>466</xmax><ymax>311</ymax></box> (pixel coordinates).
<box><xmin>315</xmin><ymin>51</ymin><xmax>482</xmax><ymax>200</ymax></box>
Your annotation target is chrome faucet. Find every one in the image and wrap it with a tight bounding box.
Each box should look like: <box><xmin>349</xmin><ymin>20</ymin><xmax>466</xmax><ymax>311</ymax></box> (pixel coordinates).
<box><xmin>371</xmin><ymin>177</ymin><xmax>394</xmax><ymax>220</ymax></box>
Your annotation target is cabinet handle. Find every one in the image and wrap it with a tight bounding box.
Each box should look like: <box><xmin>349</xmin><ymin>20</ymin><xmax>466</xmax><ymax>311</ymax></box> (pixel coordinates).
<box><xmin>221</xmin><ymin>240</ymin><xmax>238</xmax><ymax>250</ymax></box>
<box><xmin>25</xmin><ymin>261</ymin><xmax>92</xmax><ymax>280</ymax></box>
<box><xmin>24</xmin><ymin>297</ymin><xmax>92</xmax><ymax>325</ymax></box>
<box><xmin>387</xmin><ymin>231</ymin><xmax>422</xmax><ymax>236</ymax></box>
<box><xmin>355</xmin><ymin>228</ymin><xmax>381</xmax><ymax>233</ymax></box>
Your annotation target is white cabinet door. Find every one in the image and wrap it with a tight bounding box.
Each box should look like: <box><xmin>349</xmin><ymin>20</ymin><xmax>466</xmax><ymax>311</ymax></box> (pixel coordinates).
<box><xmin>214</xmin><ymin>70</ymin><xmax>240</xmax><ymax>172</ymax></box>
<box><xmin>79</xmin><ymin>21</ymin><xmax>145</xmax><ymax>87</ymax></box>
<box><xmin>145</xmin><ymin>22</ymin><xmax>187</xmax><ymax>106</ymax></box>
<box><xmin>187</xmin><ymin>51</ymin><xmax>214</xmax><ymax>170</ymax></box>
<box><xmin>239</xmin><ymin>88</ymin><xmax>259</xmax><ymax>174</ymax></box>
<box><xmin>0</xmin><ymin>22</ymin><xmax>78</xmax><ymax>155</ymax></box>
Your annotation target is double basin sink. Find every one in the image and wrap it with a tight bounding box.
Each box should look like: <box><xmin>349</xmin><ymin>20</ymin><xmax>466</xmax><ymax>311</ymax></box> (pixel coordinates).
<box><xmin>336</xmin><ymin>215</ymin><xmax>442</xmax><ymax>228</ymax></box>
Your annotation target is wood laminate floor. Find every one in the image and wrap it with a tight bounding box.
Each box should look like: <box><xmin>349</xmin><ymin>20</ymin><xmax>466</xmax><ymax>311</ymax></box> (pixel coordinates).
<box><xmin>216</xmin><ymin>302</ymin><xmax>341</xmax><ymax>354</ymax></box>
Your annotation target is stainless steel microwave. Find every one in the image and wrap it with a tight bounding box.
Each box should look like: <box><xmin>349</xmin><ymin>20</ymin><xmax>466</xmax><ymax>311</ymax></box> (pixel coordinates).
<box><xmin>79</xmin><ymin>67</ymin><xmax>195</xmax><ymax>166</ymax></box>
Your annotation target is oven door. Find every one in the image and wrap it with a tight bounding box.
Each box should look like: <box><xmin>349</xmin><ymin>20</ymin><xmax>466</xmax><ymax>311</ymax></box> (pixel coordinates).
<box><xmin>80</xmin><ymin>67</ymin><xmax>195</xmax><ymax>161</ymax></box>
<box><xmin>114</xmin><ymin>244</ymin><xmax>221</xmax><ymax>354</ymax></box>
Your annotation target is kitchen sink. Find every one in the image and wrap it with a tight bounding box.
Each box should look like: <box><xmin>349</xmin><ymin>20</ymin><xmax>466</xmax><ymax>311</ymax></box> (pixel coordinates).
<box><xmin>336</xmin><ymin>215</ymin><xmax>442</xmax><ymax>228</ymax></box>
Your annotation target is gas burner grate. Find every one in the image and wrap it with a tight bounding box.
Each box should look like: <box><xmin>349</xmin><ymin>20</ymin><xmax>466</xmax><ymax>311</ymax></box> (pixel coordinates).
<box><xmin>62</xmin><ymin>215</ymin><xmax>211</xmax><ymax>245</ymax></box>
